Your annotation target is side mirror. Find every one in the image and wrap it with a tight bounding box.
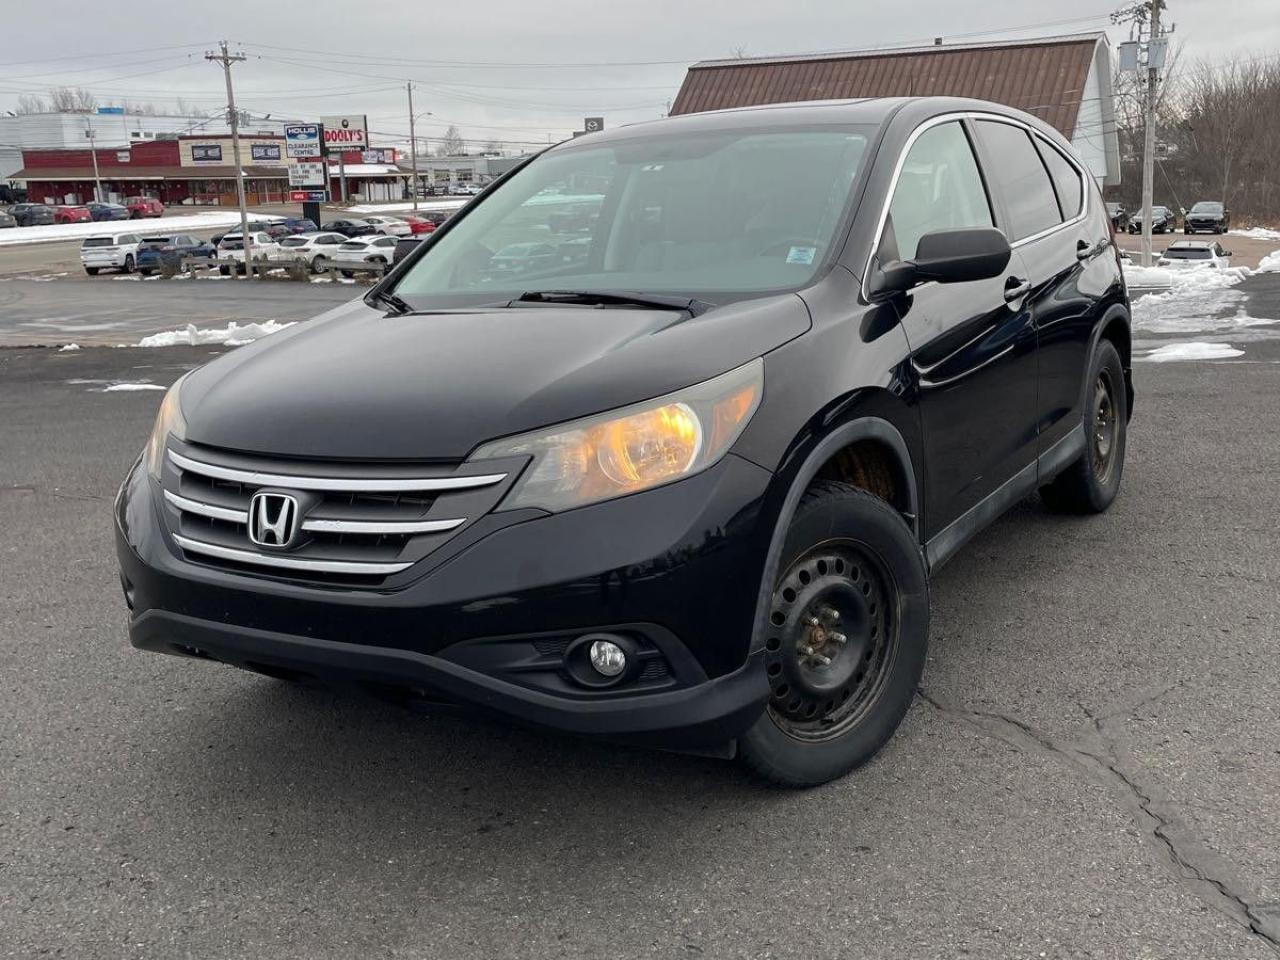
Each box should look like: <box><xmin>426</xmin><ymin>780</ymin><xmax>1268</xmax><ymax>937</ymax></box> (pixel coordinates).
<box><xmin>868</xmin><ymin>227</ymin><xmax>1012</xmax><ymax>300</ymax></box>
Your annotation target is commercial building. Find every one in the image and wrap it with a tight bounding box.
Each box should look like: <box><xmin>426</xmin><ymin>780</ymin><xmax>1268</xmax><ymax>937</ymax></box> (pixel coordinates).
<box><xmin>670</xmin><ymin>33</ymin><xmax>1120</xmax><ymax>186</ymax></box>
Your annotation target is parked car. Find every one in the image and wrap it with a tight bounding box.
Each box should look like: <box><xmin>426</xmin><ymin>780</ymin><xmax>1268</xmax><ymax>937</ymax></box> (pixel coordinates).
<box><xmin>1184</xmin><ymin>201</ymin><xmax>1230</xmax><ymax>234</ymax></box>
<box><xmin>135</xmin><ymin>234</ymin><xmax>216</xmax><ymax>274</ymax></box>
<box><xmin>0</xmin><ymin>208</ymin><xmax>15</xmax><ymax>229</ymax></box>
<box><xmin>216</xmin><ymin>231</ymin><xmax>279</xmax><ymax>274</ymax></box>
<box><xmin>268</xmin><ymin>232</ymin><xmax>349</xmax><ymax>272</ymax></box>
<box><xmin>53</xmin><ymin>205</ymin><xmax>92</xmax><ymax>225</ymax></box>
<box><xmin>1157</xmin><ymin>239</ymin><xmax>1232</xmax><ymax>270</ymax></box>
<box><xmin>269</xmin><ymin>217</ymin><xmax>318</xmax><ymax>238</ymax></box>
<box><xmin>392</xmin><ymin>236</ymin><xmax>422</xmax><ymax>264</ymax></box>
<box><xmin>1128</xmin><ymin>205</ymin><xmax>1175</xmax><ymax>234</ymax></box>
<box><xmin>124</xmin><ymin>196</ymin><xmax>165</xmax><ymax>219</ymax></box>
<box><xmin>322</xmin><ymin>218</ymin><xmax>379</xmax><ymax>238</ymax></box>
<box><xmin>10</xmin><ymin>203</ymin><xmax>55</xmax><ymax>227</ymax></box>
<box><xmin>488</xmin><ymin>241</ymin><xmax>560</xmax><ymax>275</ymax></box>
<box><xmin>117</xmin><ymin>97</ymin><xmax>1130</xmax><ymax>787</ymax></box>
<box><xmin>397</xmin><ymin>214</ymin><xmax>436</xmax><ymax>235</ymax></box>
<box><xmin>1104</xmin><ymin>202</ymin><xmax>1127</xmax><ymax>232</ymax></box>
<box><xmin>449</xmin><ymin>182</ymin><xmax>482</xmax><ymax>196</ymax></box>
<box><xmin>80</xmin><ymin>232</ymin><xmax>144</xmax><ymax>275</ymax></box>
<box><xmin>87</xmin><ymin>202</ymin><xmax>131</xmax><ymax>222</ymax></box>
<box><xmin>360</xmin><ymin>215</ymin><xmax>412</xmax><ymax>237</ymax></box>
<box><xmin>211</xmin><ymin>220</ymin><xmax>279</xmax><ymax>246</ymax></box>
<box><xmin>331</xmin><ymin>235</ymin><xmax>400</xmax><ymax>275</ymax></box>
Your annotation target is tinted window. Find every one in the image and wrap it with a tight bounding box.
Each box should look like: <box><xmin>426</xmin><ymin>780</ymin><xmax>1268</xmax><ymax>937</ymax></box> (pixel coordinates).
<box><xmin>1164</xmin><ymin>248</ymin><xmax>1211</xmax><ymax>260</ymax></box>
<box><xmin>82</xmin><ymin>237</ymin><xmax>114</xmax><ymax>247</ymax></box>
<box><xmin>1191</xmin><ymin>202</ymin><xmax>1223</xmax><ymax>214</ymax></box>
<box><xmin>1034</xmin><ymin>137</ymin><xmax>1083</xmax><ymax>219</ymax></box>
<box><xmin>884</xmin><ymin>121</ymin><xmax>993</xmax><ymax>261</ymax></box>
<box><xmin>280</xmin><ymin>237</ymin><xmax>307</xmax><ymax>247</ymax></box>
<box><xmin>975</xmin><ymin>120</ymin><xmax>1062</xmax><ymax>240</ymax></box>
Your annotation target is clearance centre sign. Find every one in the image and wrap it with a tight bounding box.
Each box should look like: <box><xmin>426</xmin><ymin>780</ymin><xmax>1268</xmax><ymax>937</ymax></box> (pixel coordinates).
<box><xmin>320</xmin><ymin>115</ymin><xmax>369</xmax><ymax>150</ymax></box>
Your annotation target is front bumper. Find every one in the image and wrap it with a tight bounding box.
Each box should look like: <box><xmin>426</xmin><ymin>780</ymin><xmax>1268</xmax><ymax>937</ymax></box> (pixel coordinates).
<box><xmin>115</xmin><ymin>452</ymin><xmax>777</xmax><ymax>749</ymax></box>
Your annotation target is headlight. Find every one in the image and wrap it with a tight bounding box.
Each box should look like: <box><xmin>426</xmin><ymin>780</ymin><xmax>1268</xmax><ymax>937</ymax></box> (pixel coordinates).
<box><xmin>471</xmin><ymin>359</ymin><xmax>763</xmax><ymax>513</ymax></box>
<box><xmin>144</xmin><ymin>374</ymin><xmax>189</xmax><ymax>480</ymax></box>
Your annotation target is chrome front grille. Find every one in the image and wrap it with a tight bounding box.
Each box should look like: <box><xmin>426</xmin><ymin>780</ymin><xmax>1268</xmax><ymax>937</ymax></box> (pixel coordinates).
<box><xmin>160</xmin><ymin>445</ymin><xmax>516</xmax><ymax>586</ymax></box>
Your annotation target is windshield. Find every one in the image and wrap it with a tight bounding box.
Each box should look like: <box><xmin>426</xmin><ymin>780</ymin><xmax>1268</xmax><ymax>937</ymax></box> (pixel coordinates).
<box><xmin>393</xmin><ymin>125</ymin><xmax>872</xmax><ymax>306</ymax></box>
<box><xmin>1191</xmin><ymin>202</ymin><xmax>1223</xmax><ymax>214</ymax></box>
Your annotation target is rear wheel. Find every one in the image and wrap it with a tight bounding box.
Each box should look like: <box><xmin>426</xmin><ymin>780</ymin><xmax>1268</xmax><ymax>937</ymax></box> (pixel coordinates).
<box><xmin>738</xmin><ymin>482</ymin><xmax>929</xmax><ymax>787</ymax></box>
<box><xmin>1040</xmin><ymin>340</ymin><xmax>1127</xmax><ymax>514</ymax></box>
<box><xmin>84</xmin><ymin>267</ymin><xmax>99</xmax><ymax>275</ymax></box>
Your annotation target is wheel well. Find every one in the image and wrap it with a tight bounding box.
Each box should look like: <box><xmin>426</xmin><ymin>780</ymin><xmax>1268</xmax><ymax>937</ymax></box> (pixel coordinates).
<box><xmin>809</xmin><ymin>439</ymin><xmax>912</xmax><ymax>521</ymax></box>
<box><xmin>1099</xmin><ymin>312</ymin><xmax>1134</xmax><ymax>415</ymax></box>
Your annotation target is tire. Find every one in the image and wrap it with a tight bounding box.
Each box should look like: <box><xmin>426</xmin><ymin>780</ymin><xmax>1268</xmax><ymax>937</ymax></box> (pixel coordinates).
<box><xmin>310</xmin><ymin>256</ymin><xmax>324</xmax><ymax>273</ymax></box>
<box><xmin>138</xmin><ymin>268</ymin><xmax>153</xmax><ymax>276</ymax></box>
<box><xmin>340</xmin><ymin>270</ymin><xmax>354</xmax><ymax>279</ymax></box>
<box><xmin>85</xmin><ymin>267</ymin><xmax>99</xmax><ymax>275</ymax></box>
<box><xmin>219</xmin><ymin>265</ymin><xmax>230</xmax><ymax>277</ymax></box>
<box><xmin>738</xmin><ymin>482</ymin><xmax>930</xmax><ymax>787</ymax></box>
<box><xmin>122</xmin><ymin>255</ymin><xmax>134</xmax><ymax>274</ymax></box>
<box><xmin>1040</xmin><ymin>340</ymin><xmax>1127</xmax><ymax>514</ymax></box>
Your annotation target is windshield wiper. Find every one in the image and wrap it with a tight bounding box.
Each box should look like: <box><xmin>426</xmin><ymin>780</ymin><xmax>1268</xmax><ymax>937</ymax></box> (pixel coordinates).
<box><xmin>513</xmin><ymin>290</ymin><xmax>714</xmax><ymax>316</ymax></box>
<box><xmin>366</xmin><ymin>288</ymin><xmax>412</xmax><ymax>316</ymax></box>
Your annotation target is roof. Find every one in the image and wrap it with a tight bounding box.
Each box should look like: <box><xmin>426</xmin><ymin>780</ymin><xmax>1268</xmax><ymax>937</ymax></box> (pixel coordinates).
<box><xmin>329</xmin><ymin>163</ymin><xmax>400</xmax><ymax>176</ymax></box>
<box><xmin>12</xmin><ymin>165</ymin><xmax>290</xmax><ymax>181</ymax></box>
<box><xmin>669</xmin><ymin>32</ymin><xmax>1107</xmax><ymax>138</ymax></box>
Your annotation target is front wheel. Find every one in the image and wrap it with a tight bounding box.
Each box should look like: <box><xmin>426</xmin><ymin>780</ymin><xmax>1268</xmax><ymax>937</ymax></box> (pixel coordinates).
<box><xmin>738</xmin><ymin>482</ymin><xmax>929</xmax><ymax>787</ymax></box>
<box><xmin>1040</xmin><ymin>340</ymin><xmax>1127</xmax><ymax>513</ymax></box>
<box><xmin>122</xmin><ymin>255</ymin><xmax>134</xmax><ymax>274</ymax></box>
<box><xmin>85</xmin><ymin>267</ymin><xmax>99</xmax><ymax>275</ymax></box>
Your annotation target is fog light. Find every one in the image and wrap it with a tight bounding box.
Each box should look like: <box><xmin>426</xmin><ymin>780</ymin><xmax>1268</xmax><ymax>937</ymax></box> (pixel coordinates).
<box><xmin>588</xmin><ymin>639</ymin><xmax>627</xmax><ymax>677</ymax></box>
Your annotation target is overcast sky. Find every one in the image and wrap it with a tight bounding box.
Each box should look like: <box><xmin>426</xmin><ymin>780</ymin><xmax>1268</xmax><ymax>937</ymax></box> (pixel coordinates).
<box><xmin>3</xmin><ymin>0</ymin><xmax>1277</xmax><ymax>150</ymax></box>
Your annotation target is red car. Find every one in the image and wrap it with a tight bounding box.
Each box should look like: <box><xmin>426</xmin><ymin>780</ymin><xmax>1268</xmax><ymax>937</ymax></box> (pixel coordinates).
<box><xmin>124</xmin><ymin>196</ymin><xmax>165</xmax><ymax>219</ymax></box>
<box><xmin>398</xmin><ymin>214</ymin><xmax>437</xmax><ymax>235</ymax></box>
<box><xmin>53</xmin><ymin>205</ymin><xmax>92</xmax><ymax>224</ymax></box>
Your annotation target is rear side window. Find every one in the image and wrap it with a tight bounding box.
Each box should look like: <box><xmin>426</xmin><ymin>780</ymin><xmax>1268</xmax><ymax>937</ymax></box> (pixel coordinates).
<box><xmin>1034</xmin><ymin>137</ymin><xmax>1084</xmax><ymax>220</ymax></box>
<box><xmin>974</xmin><ymin>120</ymin><xmax>1061</xmax><ymax>241</ymax></box>
<box><xmin>884</xmin><ymin>121</ymin><xmax>993</xmax><ymax>261</ymax></box>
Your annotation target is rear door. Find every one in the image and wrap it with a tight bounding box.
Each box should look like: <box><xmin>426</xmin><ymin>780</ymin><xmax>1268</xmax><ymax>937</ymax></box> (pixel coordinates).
<box><xmin>875</xmin><ymin>118</ymin><xmax>1039</xmax><ymax>543</ymax></box>
<box><xmin>972</xmin><ymin>118</ymin><xmax>1108</xmax><ymax>460</ymax></box>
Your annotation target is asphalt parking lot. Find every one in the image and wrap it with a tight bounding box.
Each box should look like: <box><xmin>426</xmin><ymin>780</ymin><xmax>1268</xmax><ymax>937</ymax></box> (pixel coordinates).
<box><xmin>2</xmin><ymin>274</ymin><xmax>1279</xmax><ymax>959</ymax></box>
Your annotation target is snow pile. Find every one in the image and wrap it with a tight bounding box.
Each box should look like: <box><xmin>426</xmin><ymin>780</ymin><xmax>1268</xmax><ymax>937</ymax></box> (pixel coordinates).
<box><xmin>347</xmin><ymin>198</ymin><xmax>470</xmax><ymax>214</ymax></box>
<box><xmin>1122</xmin><ymin>263</ymin><xmax>1177</xmax><ymax>288</ymax></box>
<box><xmin>136</xmin><ymin>319</ymin><xmax>294</xmax><ymax>348</ymax></box>
<box><xmin>0</xmin><ymin>211</ymin><xmax>283</xmax><ymax>248</ymax></box>
<box><xmin>1138</xmin><ymin>342</ymin><xmax>1245</xmax><ymax>363</ymax></box>
<box><xmin>58</xmin><ymin>343</ymin><xmax>80</xmax><ymax>352</ymax></box>
<box><xmin>1256</xmin><ymin>250</ymin><xmax>1280</xmax><ymax>273</ymax></box>
<box><xmin>103</xmin><ymin>382</ymin><xmax>167</xmax><ymax>392</ymax></box>
<box><xmin>1230</xmin><ymin>226</ymin><xmax>1280</xmax><ymax>242</ymax></box>
<box><xmin>1131</xmin><ymin>264</ymin><xmax>1253</xmax><ymax>333</ymax></box>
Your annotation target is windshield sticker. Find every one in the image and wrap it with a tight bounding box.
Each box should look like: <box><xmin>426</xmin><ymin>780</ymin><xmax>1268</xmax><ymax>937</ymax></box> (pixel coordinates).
<box><xmin>786</xmin><ymin>246</ymin><xmax>816</xmax><ymax>265</ymax></box>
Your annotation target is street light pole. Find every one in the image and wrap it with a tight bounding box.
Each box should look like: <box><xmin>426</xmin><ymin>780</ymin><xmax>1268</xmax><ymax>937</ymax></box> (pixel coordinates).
<box><xmin>86</xmin><ymin>126</ymin><xmax>103</xmax><ymax>203</ymax></box>
<box><xmin>407</xmin><ymin>81</ymin><xmax>419</xmax><ymax>212</ymax></box>
<box><xmin>207</xmin><ymin>41</ymin><xmax>252</xmax><ymax>279</ymax></box>
<box><xmin>1140</xmin><ymin>0</ymin><xmax>1163</xmax><ymax>267</ymax></box>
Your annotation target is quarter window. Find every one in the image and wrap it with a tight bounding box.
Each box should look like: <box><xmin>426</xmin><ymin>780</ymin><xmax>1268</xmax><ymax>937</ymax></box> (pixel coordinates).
<box><xmin>884</xmin><ymin>121</ymin><xmax>993</xmax><ymax>262</ymax></box>
<box><xmin>974</xmin><ymin>120</ymin><xmax>1062</xmax><ymax>240</ymax></box>
<box><xmin>1034</xmin><ymin>136</ymin><xmax>1084</xmax><ymax>220</ymax></box>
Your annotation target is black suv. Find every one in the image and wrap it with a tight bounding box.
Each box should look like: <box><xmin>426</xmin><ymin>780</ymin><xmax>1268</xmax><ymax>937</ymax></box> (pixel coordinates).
<box><xmin>10</xmin><ymin>202</ymin><xmax>55</xmax><ymax>226</ymax></box>
<box><xmin>116</xmin><ymin>98</ymin><xmax>1131</xmax><ymax>786</ymax></box>
<box><xmin>1184</xmin><ymin>201</ymin><xmax>1229</xmax><ymax>234</ymax></box>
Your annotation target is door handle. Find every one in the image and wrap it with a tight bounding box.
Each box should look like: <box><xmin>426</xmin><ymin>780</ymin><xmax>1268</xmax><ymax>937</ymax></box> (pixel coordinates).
<box><xmin>1003</xmin><ymin>277</ymin><xmax>1031</xmax><ymax>302</ymax></box>
<box><xmin>1077</xmin><ymin>239</ymin><xmax>1095</xmax><ymax>261</ymax></box>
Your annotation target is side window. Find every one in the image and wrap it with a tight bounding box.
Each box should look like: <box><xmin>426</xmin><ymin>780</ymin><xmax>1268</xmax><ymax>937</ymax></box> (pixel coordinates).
<box><xmin>1033</xmin><ymin>136</ymin><xmax>1084</xmax><ymax>220</ymax></box>
<box><xmin>974</xmin><ymin>120</ymin><xmax>1062</xmax><ymax>240</ymax></box>
<box><xmin>884</xmin><ymin>121</ymin><xmax>993</xmax><ymax>262</ymax></box>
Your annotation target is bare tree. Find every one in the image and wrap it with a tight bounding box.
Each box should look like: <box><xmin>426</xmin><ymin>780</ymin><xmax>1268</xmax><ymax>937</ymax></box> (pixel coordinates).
<box><xmin>482</xmin><ymin>140</ymin><xmax>503</xmax><ymax>155</ymax></box>
<box><xmin>46</xmin><ymin>86</ymin><xmax>97</xmax><ymax>112</ymax></box>
<box><xmin>15</xmin><ymin>93</ymin><xmax>46</xmax><ymax>114</ymax></box>
<box><xmin>438</xmin><ymin>125</ymin><xmax>465</xmax><ymax>156</ymax></box>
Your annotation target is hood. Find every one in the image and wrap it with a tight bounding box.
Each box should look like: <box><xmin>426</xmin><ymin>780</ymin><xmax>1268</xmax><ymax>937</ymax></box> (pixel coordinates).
<box><xmin>181</xmin><ymin>294</ymin><xmax>809</xmax><ymax>460</ymax></box>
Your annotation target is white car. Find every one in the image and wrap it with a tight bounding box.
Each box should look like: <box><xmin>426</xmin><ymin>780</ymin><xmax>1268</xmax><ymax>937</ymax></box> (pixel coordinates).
<box><xmin>80</xmin><ymin>232</ymin><xmax>144</xmax><ymax>275</ymax></box>
<box><xmin>216</xmin><ymin>231</ymin><xmax>279</xmax><ymax>273</ymax></box>
<box><xmin>359</xmin><ymin>215</ymin><xmax>412</xmax><ymax>237</ymax></box>
<box><xmin>268</xmin><ymin>232</ymin><xmax>350</xmax><ymax>272</ymax></box>
<box><xmin>1157</xmin><ymin>240</ymin><xmax>1232</xmax><ymax>270</ymax></box>
<box><xmin>331</xmin><ymin>235</ymin><xmax>400</xmax><ymax>274</ymax></box>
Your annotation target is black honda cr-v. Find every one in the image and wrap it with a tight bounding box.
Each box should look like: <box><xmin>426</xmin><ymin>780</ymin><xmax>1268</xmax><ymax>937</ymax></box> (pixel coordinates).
<box><xmin>115</xmin><ymin>97</ymin><xmax>1131</xmax><ymax>786</ymax></box>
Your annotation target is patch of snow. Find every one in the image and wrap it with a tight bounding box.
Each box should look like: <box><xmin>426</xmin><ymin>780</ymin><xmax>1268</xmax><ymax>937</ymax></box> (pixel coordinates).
<box><xmin>1130</xmin><ymin>264</ymin><xmax>1253</xmax><ymax>334</ymax></box>
<box><xmin>1230</xmin><ymin>227</ymin><xmax>1280</xmax><ymax>242</ymax></box>
<box><xmin>0</xmin><ymin>211</ymin><xmax>283</xmax><ymax>248</ymax></box>
<box><xmin>1137</xmin><ymin>342</ymin><xmax>1245</xmax><ymax>363</ymax></box>
<box><xmin>1256</xmin><ymin>250</ymin><xmax>1280</xmax><ymax>273</ymax></box>
<box><xmin>347</xmin><ymin>199</ymin><xmax>470</xmax><ymax>214</ymax></box>
<box><xmin>58</xmin><ymin>343</ymin><xmax>80</xmax><ymax>351</ymax></box>
<box><xmin>102</xmin><ymin>382</ymin><xmax>167</xmax><ymax>392</ymax></box>
<box><xmin>113</xmin><ymin>275</ymin><xmax>142</xmax><ymax>281</ymax></box>
<box><xmin>136</xmin><ymin>319</ymin><xmax>294</xmax><ymax>348</ymax></box>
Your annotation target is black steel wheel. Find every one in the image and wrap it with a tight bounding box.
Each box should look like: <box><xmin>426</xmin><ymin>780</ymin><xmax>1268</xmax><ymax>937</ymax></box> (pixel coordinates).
<box><xmin>1040</xmin><ymin>339</ymin><xmax>1127</xmax><ymax>513</ymax></box>
<box><xmin>739</xmin><ymin>482</ymin><xmax>929</xmax><ymax>787</ymax></box>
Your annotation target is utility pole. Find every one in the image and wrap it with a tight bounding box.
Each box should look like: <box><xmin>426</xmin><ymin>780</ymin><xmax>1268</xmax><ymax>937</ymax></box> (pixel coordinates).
<box><xmin>1139</xmin><ymin>0</ymin><xmax>1162</xmax><ymax>267</ymax></box>
<box><xmin>206</xmin><ymin>41</ymin><xmax>252</xmax><ymax>279</ymax></box>
<box><xmin>407</xmin><ymin>81</ymin><xmax>420</xmax><ymax>212</ymax></box>
<box><xmin>86</xmin><ymin>125</ymin><xmax>102</xmax><ymax>203</ymax></box>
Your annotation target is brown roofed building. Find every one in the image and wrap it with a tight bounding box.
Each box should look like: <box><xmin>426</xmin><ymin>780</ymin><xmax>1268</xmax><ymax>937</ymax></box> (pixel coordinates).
<box><xmin>670</xmin><ymin>33</ymin><xmax>1120</xmax><ymax>185</ymax></box>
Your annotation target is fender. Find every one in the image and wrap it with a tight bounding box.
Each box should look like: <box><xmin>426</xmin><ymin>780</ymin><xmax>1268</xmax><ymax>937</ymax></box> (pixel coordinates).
<box><xmin>1087</xmin><ymin>301</ymin><xmax>1134</xmax><ymax>419</ymax></box>
<box><xmin>747</xmin><ymin>416</ymin><xmax>920</xmax><ymax>655</ymax></box>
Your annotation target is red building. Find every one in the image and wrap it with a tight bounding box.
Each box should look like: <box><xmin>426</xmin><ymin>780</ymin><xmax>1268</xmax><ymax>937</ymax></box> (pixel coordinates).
<box><xmin>14</xmin><ymin>137</ymin><xmax>292</xmax><ymax>206</ymax></box>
